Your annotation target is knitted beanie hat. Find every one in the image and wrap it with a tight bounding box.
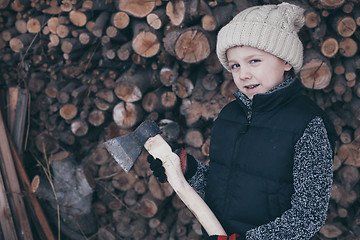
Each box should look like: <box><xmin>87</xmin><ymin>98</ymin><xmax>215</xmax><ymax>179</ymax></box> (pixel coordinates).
<box><xmin>216</xmin><ymin>2</ymin><xmax>305</xmax><ymax>73</ymax></box>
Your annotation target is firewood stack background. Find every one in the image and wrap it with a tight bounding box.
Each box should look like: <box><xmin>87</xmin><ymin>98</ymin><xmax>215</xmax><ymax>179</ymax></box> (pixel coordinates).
<box><xmin>0</xmin><ymin>0</ymin><xmax>360</xmax><ymax>239</ymax></box>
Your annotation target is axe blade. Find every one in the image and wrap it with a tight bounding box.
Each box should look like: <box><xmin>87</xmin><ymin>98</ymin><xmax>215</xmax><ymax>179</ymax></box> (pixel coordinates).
<box><xmin>104</xmin><ymin>120</ymin><xmax>162</xmax><ymax>173</ymax></box>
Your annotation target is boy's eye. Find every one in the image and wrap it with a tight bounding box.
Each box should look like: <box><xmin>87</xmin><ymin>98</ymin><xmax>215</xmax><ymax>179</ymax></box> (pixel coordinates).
<box><xmin>231</xmin><ymin>63</ymin><xmax>240</xmax><ymax>69</ymax></box>
<box><xmin>250</xmin><ymin>59</ymin><xmax>260</xmax><ymax>64</ymax></box>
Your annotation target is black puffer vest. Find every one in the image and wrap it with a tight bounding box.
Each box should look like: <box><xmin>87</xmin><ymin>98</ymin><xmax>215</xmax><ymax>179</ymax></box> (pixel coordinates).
<box><xmin>205</xmin><ymin>79</ymin><xmax>335</xmax><ymax>235</ymax></box>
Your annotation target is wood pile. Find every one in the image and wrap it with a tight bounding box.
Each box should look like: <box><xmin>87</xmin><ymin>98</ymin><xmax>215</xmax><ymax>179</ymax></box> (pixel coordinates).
<box><xmin>0</xmin><ymin>0</ymin><xmax>360</xmax><ymax>239</ymax></box>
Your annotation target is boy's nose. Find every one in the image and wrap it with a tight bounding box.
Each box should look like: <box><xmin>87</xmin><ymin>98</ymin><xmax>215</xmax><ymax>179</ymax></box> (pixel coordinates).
<box><xmin>239</xmin><ymin>67</ymin><xmax>251</xmax><ymax>80</ymax></box>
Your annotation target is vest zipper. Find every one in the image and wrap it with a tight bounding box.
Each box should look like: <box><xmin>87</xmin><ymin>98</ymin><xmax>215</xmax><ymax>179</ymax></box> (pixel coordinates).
<box><xmin>247</xmin><ymin>111</ymin><xmax>251</xmax><ymax>124</ymax></box>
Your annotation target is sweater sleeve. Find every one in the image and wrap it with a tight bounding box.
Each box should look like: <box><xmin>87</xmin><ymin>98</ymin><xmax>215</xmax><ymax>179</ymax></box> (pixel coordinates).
<box><xmin>245</xmin><ymin>116</ymin><xmax>334</xmax><ymax>239</ymax></box>
<box><xmin>188</xmin><ymin>160</ymin><xmax>209</xmax><ymax>196</ymax></box>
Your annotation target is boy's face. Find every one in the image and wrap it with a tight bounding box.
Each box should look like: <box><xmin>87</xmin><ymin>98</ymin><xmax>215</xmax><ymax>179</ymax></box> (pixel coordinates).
<box><xmin>227</xmin><ymin>46</ymin><xmax>292</xmax><ymax>99</ymax></box>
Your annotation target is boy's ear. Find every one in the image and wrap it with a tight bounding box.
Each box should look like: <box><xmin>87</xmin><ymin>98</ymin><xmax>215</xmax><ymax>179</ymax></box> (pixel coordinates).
<box><xmin>284</xmin><ymin>62</ymin><xmax>293</xmax><ymax>71</ymax></box>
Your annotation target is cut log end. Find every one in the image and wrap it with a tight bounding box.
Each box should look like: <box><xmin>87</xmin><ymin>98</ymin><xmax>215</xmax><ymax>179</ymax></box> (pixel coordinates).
<box><xmin>132</xmin><ymin>31</ymin><xmax>160</xmax><ymax>58</ymax></box>
<box><xmin>175</xmin><ymin>30</ymin><xmax>211</xmax><ymax>63</ymax></box>
<box><xmin>60</xmin><ymin>104</ymin><xmax>78</xmax><ymax>120</ymax></box>
<box><xmin>321</xmin><ymin>38</ymin><xmax>338</xmax><ymax>58</ymax></box>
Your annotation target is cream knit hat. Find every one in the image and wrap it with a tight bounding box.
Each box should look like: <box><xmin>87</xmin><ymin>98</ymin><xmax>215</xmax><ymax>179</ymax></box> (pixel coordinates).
<box><xmin>216</xmin><ymin>2</ymin><xmax>305</xmax><ymax>73</ymax></box>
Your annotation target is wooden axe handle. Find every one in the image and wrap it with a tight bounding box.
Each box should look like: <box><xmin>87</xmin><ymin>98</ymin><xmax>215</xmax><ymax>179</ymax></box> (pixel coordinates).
<box><xmin>144</xmin><ymin>134</ymin><xmax>227</xmax><ymax>236</ymax></box>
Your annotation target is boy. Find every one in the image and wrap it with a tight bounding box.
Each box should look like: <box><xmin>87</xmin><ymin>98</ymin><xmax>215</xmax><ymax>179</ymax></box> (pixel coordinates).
<box><xmin>149</xmin><ymin>2</ymin><xmax>336</xmax><ymax>239</ymax></box>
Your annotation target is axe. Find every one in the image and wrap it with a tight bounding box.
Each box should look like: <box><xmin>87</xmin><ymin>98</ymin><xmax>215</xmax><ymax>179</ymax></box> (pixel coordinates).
<box><xmin>104</xmin><ymin>119</ymin><xmax>226</xmax><ymax>236</ymax></box>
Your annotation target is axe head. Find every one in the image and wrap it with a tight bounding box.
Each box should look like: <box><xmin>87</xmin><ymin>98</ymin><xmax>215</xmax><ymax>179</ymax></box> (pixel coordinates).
<box><xmin>104</xmin><ymin>119</ymin><xmax>161</xmax><ymax>173</ymax></box>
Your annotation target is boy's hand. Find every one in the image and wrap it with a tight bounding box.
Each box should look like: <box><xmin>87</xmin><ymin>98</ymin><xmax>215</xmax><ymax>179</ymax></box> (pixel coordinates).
<box><xmin>147</xmin><ymin>147</ymin><xmax>197</xmax><ymax>183</ymax></box>
<box><xmin>207</xmin><ymin>233</ymin><xmax>243</xmax><ymax>240</ymax></box>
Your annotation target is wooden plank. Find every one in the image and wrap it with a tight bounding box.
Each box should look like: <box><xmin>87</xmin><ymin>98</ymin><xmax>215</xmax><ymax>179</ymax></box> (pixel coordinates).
<box><xmin>0</xmin><ymin>110</ymin><xmax>33</xmax><ymax>240</ymax></box>
<box><xmin>6</xmin><ymin>129</ymin><xmax>55</xmax><ymax>240</ymax></box>
<box><xmin>12</xmin><ymin>88</ymin><xmax>29</xmax><ymax>155</ymax></box>
<box><xmin>7</xmin><ymin>87</ymin><xmax>19</xmax><ymax>134</ymax></box>
<box><xmin>0</xmin><ymin>154</ymin><xmax>18</xmax><ymax>240</ymax></box>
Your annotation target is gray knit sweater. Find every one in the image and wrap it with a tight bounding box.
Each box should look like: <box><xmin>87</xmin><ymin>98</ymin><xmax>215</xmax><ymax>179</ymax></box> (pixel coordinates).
<box><xmin>188</xmin><ymin>78</ymin><xmax>334</xmax><ymax>239</ymax></box>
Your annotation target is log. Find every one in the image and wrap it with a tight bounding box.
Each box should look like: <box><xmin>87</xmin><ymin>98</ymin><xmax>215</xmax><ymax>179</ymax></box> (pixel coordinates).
<box><xmin>117</xmin><ymin>41</ymin><xmax>132</xmax><ymax>61</ymax></box>
<box><xmin>338</xmin><ymin>165</ymin><xmax>359</xmax><ymax>192</ymax></box>
<box><xmin>147</xmin><ymin>7</ymin><xmax>169</xmax><ymax>30</ymax></box>
<box><xmin>165</xmin><ymin>0</ymin><xmax>205</xmax><ymax>26</ymax></box>
<box><xmin>331</xmin><ymin>14</ymin><xmax>357</xmax><ymax>37</ymax></box>
<box><xmin>9</xmin><ymin>33</ymin><xmax>34</xmax><ymax>52</ymax></box>
<box><xmin>159</xmin><ymin>65</ymin><xmax>178</xmax><ymax>87</ymax></box>
<box><xmin>0</xmin><ymin>0</ymin><xmax>9</xmax><ymax>9</ymax></box>
<box><xmin>112</xmin><ymin>169</ymin><xmax>137</xmax><ymax>191</ymax></box>
<box><xmin>342</xmin><ymin>2</ymin><xmax>354</xmax><ymax>14</ymax></box>
<box><xmin>69</xmin><ymin>10</ymin><xmax>90</xmax><ymax>27</ymax></box>
<box><xmin>142</xmin><ymin>87</ymin><xmax>174</xmax><ymax>113</ymax></box>
<box><xmin>81</xmin><ymin>0</ymin><xmax>113</xmax><ymax>10</ymax></box>
<box><xmin>177</xmin><ymin>207</ymin><xmax>194</xmax><ymax>225</ymax></box>
<box><xmin>156</xmin><ymin>213</ymin><xmax>176</xmax><ymax>235</ymax></box>
<box><xmin>164</xmin><ymin>26</ymin><xmax>215</xmax><ymax>63</ymax></box>
<box><xmin>92</xmin><ymin>11</ymin><xmax>110</xmax><ymax>38</ymax></box>
<box><xmin>333</xmin><ymin>58</ymin><xmax>344</xmax><ymax>75</ymax></box>
<box><xmin>204</xmin><ymin>52</ymin><xmax>223</xmax><ymax>74</ymax></box>
<box><xmin>114</xmin><ymin>68</ymin><xmax>152</xmax><ymax>102</ymax></box>
<box><xmin>338</xmin><ymin>37</ymin><xmax>358</xmax><ymax>58</ymax></box>
<box><xmin>339</xmin><ymin>127</ymin><xmax>352</xmax><ymax>144</ymax></box>
<box><xmin>184</xmin><ymin>128</ymin><xmax>204</xmax><ymax>148</ymax></box>
<box><xmin>70</xmin><ymin>119</ymin><xmax>88</xmax><ymax>136</ymax></box>
<box><xmin>79</xmin><ymin>31</ymin><xmax>95</xmax><ymax>45</ymax></box>
<box><xmin>330</xmin><ymin>183</ymin><xmax>357</xmax><ymax>208</ymax></box>
<box><xmin>59</xmin><ymin>103</ymin><xmax>78</xmax><ymax>120</ymax></box>
<box><xmin>344</xmin><ymin>58</ymin><xmax>357</xmax><ymax>81</ymax></box>
<box><xmin>106</xmin><ymin>26</ymin><xmax>127</xmax><ymax>42</ymax></box>
<box><xmin>131</xmin><ymin>218</ymin><xmax>148</xmax><ymax>239</ymax></box>
<box><xmin>47</xmin><ymin>17</ymin><xmax>59</xmax><ymax>34</ymax></box>
<box><xmin>300</xmin><ymin>49</ymin><xmax>332</xmax><ymax>89</ymax></box>
<box><xmin>60</xmin><ymin>0</ymin><xmax>73</xmax><ymax>12</ymax></box>
<box><xmin>111</xmin><ymin>11</ymin><xmax>130</xmax><ymax>30</ymax></box>
<box><xmin>333</xmin><ymin>75</ymin><xmax>347</xmax><ymax>97</ymax></box>
<box><xmin>201</xmin><ymin>3</ymin><xmax>233</xmax><ymax>31</ymax></box>
<box><xmin>134</xmin><ymin>179</ymin><xmax>147</xmax><ymax>195</ymax></box>
<box><xmin>115</xmin><ymin>0</ymin><xmax>156</xmax><ymax>18</ymax></box>
<box><xmin>319</xmin><ymin>0</ymin><xmax>345</xmax><ymax>9</ymax></box>
<box><xmin>201</xmin><ymin>136</ymin><xmax>211</xmax><ymax>157</ymax></box>
<box><xmin>173</xmin><ymin>75</ymin><xmax>194</xmax><ymax>99</ymax></box>
<box><xmin>26</xmin><ymin>15</ymin><xmax>48</xmax><ymax>33</ymax></box>
<box><xmin>131</xmin><ymin>191</ymin><xmax>166</xmax><ymax>218</ymax></box>
<box><xmin>202</xmin><ymin>73</ymin><xmax>221</xmax><ymax>91</ymax></box>
<box><xmin>124</xmin><ymin>188</ymin><xmax>138</xmax><ymax>206</ymax></box>
<box><xmin>319</xmin><ymin>223</ymin><xmax>343</xmax><ymax>238</ymax></box>
<box><xmin>131</xmin><ymin>21</ymin><xmax>161</xmax><ymax>58</ymax></box>
<box><xmin>1</xmin><ymin>27</ymin><xmax>19</xmax><ymax>42</ymax></box>
<box><xmin>320</xmin><ymin>37</ymin><xmax>338</xmax><ymax>58</ymax></box>
<box><xmin>116</xmin><ymin>221</ymin><xmax>133</xmax><ymax>238</ymax></box>
<box><xmin>56</xmin><ymin>24</ymin><xmax>71</xmax><ymax>38</ymax></box>
<box><xmin>158</xmin><ymin>119</ymin><xmax>181</xmax><ymax>142</ymax></box>
<box><xmin>148</xmin><ymin>175</ymin><xmax>174</xmax><ymax>200</ymax></box>
<box><xmin>88</xmin><ymin>109</ymin><xmax>105</xmax><ymax>127</ymax></box>
<box><xmin>15</xmin><ymin>19</ymin><xmax>27</xmax><ymax>34</ymax></box>
<box><xmin>303</xmin><ymin>4</ymin><xmax>321</xmax><ymax>29</ymax></box>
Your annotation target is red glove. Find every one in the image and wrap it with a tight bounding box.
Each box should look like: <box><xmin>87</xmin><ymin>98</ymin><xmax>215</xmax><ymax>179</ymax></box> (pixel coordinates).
<box><xmin>207</xmin><ymin>234</ymin><xmax>242</xmax><ymax>240</ymax></box>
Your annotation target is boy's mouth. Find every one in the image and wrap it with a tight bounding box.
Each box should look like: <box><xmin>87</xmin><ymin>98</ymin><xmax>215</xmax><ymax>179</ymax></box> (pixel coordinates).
<box><xmin>245</xmin><ymin>84</ymin><xmax>260</xmax><ymax>89</ymax></box>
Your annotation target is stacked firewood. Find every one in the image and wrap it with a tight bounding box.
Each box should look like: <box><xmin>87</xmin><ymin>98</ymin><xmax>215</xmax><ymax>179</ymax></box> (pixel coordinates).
<box><xmin>0</xmin><ymin>0</ymin><xmax>360</xmax><ymax>239</ymax></box>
